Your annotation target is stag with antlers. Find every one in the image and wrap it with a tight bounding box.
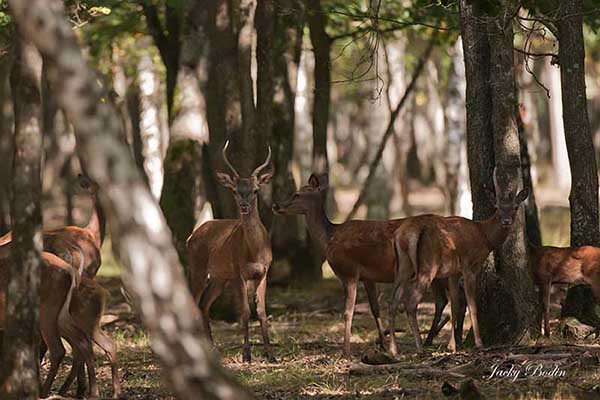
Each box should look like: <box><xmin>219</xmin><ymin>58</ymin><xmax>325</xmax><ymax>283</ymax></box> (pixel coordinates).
<box><xmin>187</xmin><ymin>141</ymin><xmax>274</xmax><ymax>363</ymax></box>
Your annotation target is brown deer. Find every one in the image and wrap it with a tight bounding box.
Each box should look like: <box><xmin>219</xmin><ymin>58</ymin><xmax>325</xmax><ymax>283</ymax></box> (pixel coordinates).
<box><xmin>58</xmin><ymin>276</ymin><xmax>121</xmax><ymax>398</ymax></box>
<box><xmin>0</xmin><ymin>174</ymin><xmax>105</xmax><ymax>278</ymax></box>
<box><xmin>529</xmin><ymin>243</ymin><xmax>600</xmax><ymax>337</ymax></box>
<box><xmin>0</xmin><ymin>245</ymin><xmax>98</xmax><ymax>398</ymax></box>
<box><xmin>389</xmin><ymin>174</ymin><xmax>528</xmax><ymax>355</ymax></box>
<box><xmin>187</xmin><ymin>141</ymin><xmax>274</xmax><ymax>362</ymax></box>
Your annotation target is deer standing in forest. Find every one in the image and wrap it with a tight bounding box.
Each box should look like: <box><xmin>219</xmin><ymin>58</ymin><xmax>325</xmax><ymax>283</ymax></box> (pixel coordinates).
<box><xmin>187</xmin><ymin>141</ymin><xmax>274</xmax><ymax>362</ymax></box>
<box><xmin>0</xmin><ymin>174</ymin><xmax>105</xmax><ymax>278</ymax></box>
<box><xmin>0</xmin><ymin>245</ymin><xmax>99</xmax><ymax>398</ymax></box>
<box><xmin>529</xmin><ymin>243</ymin><xmax>600</xmax><ymax>337</ymax></box>
<box><xmin>389</xmin><ymin>171</ymin><xmax>528</xmax><ymax>354</ymax></box>
<box><xmin>272</xmin><ymin>173</ymin><xmax>467</xmax><ymax>355</ymax></box>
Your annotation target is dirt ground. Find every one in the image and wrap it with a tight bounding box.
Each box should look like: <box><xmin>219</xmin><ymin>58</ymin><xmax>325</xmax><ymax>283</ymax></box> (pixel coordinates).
<box><xmin>44</xmin><ymin>265</ymin><xmax>600</xmax><ymax>400</ymax></box>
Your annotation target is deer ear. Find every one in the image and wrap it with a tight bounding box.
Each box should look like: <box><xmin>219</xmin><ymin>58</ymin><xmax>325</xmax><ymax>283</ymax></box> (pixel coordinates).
<box><xmin>515</xmin><ymin>188</ymin><xmax>529</xmax><ymax>204</ymax></box>
<box><xmin>78</xmin><ymin>174</ymin><xmax>91</xmax><ymax>189</ymax></box>
<box><xmin>257</xmin><ymin>169</ymin><xmax>274</xmax><ymax>186</ymax></box>
<box><xmin>308</xmin><ymin>174</ymin><xmax>320</xmax><ymax>188</ymax></box>
<box><xmin>317</xmin><ymin>174</ymin><xmax>329</xmax><ymax>191</ymax></box>
<box><xmin>216</xmin><ymin>172</ymin><xmax>237</xmax><ymax>189</ymax></box>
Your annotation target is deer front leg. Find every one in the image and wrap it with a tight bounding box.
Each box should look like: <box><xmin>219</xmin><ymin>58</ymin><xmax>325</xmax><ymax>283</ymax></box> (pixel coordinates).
<box><xmin>199</xmin><ymin>278</ymin><xmax>225</xmax><ymax>343</ymax></box>
<box><xmin>363</xmin><ymin>281</ymin><xmax>385</xmax><ymax>350</ymax></box>
<box><xmin>342</xmin><ymin>276</ymin><xmax>358</xmax><ymax>357</ymax></box>
<box><xmin>255</xmin><ymin>276</ymin><xmax>275</xmax><ymax>362</ymax></box>
<box><xmin>447</xmin><ymin>275</ymin><xmax>461</xmax><ymax>352</ymax></box>
<box><xmin>425</xmin><ymin>279</ymin><xmax>449</xmax><ymax>346</ymax></box>
<box><xmin>463</xmin><ymin>272</ymin><xmax>483</xmax><ymax>348</ymax></box>
<box><xmin>388</xmin><ymin>277</ymin><xmax>406</xmax><ymax>357</ymax></box>
<box><xmin>539</xmin><ymin>281</ymin><xmax>551</xmax><ymax>337</ymax></box>
<box><xmin>234</xmin><ymin>277</ymin><xmax>252</xmax><ymax>363</ymax></box>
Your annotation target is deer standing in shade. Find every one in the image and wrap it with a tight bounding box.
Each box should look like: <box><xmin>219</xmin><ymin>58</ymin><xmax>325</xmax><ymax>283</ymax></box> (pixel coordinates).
<box><xmin>187</xmin><ymin>141</ymin><xmax>274</xmax><ymax>362</ymax></box>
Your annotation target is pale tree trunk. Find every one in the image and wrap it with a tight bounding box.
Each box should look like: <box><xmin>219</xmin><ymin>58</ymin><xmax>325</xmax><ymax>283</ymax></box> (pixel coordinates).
<box><xmin>8</xmin><ymin>1</ymin><xmax>253</xmax><ymax>398</ymax></box>
<box><xmin>0</xmin><ymin>36</ymin><xmax>43</xmax><ymax>400</ymax></box>
<box><xmin>445</xmin><ymin>38</ymin><xmax>470</xmax><ymax>217</ymax></box>
<box><xmin>478</xmin><ymin>3</ymin><xmax>539</xmax><ymax>344</ymax></box>
<box><xmin>294</xmin><ymin>45</ymin><xmax>313</xmax><ymax>180</ymax></box>
<box><xmin>137</xmin><ymin>53</ymin><xmax>166</xmax><ymax>200</ymax></box>
<box><xmin>546</xmin><ymin>59</ymin><xmax>571</xmax><ymax>190</ymax></box>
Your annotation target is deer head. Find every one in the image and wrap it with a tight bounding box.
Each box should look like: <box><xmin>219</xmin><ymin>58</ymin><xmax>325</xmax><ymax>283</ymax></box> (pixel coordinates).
<box><xmin>272</xmin><ymin>173</ymin><xmax>328</xmax><ymax>215</ymax></box>
<box><xmin>216</xmin><ymin>141</ymin><xmax>273</xmax><ymax>215</ymax></box>
<box><xmin>490</xmin><ymin>168</ymin><xmax>529</xmax><ymax>226</ymax></box>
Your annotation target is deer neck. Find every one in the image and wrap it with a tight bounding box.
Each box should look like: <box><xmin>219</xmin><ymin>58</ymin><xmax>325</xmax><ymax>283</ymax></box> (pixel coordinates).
<box><xmin>239</xmin><ymin>200</ymin><xmax>267</xmax><ymax>252</ymax></box>
<box><xmin>305</xmin><ymin>198</ymin><xmax>334</xmax><ymax>254</ymax></box>
<box><xmin>478</xmin><ymin>212</ymin><xmax>510</xmax><ymax>251</ymax></box>
<box><xmin>86</xmin><ymin>193</ymin><xmax>106</xmax><ymax>249</ymax></box>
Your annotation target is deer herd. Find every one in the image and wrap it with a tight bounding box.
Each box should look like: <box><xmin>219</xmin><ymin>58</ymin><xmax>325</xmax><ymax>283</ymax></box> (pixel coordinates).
<box><xmin>0</xmin><ymin>142</ymin><xmax>600</xmax><ymax>398</ymax></box>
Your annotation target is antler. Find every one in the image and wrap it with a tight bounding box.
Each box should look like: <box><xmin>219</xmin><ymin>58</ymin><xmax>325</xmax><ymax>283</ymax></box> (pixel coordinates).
<box><xmin>222</xmin><ymin>140</ymin><xmax>240</xmax><ymax>178</ymax></box>
<box><xmin>251</xmin><ymin>146</ymin><xmax>272</xmax><ymax>178</ymax></box>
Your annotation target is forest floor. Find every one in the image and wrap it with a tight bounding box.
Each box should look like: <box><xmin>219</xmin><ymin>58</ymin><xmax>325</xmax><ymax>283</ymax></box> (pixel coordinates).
<box><xmin>44</xmin><ymin>261</ymin><xmax>600</xmax><ymax>400</ymax></box>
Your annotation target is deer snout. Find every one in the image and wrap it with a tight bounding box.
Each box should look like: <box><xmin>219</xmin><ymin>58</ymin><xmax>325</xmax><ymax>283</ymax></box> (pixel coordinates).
<box><xmin>272</xmin><ymin>203</ymin><xmax>281</xmax><ymax>214</ymax></box>
<box><xmin>501</xmin><ymin>218</ymin><xmax>513</xmax><ymax>226</ymax></box>
<box><xmin>239</xmin><ymin>203</ymin><xmax>252</xmax><ymax>214</ymax></box>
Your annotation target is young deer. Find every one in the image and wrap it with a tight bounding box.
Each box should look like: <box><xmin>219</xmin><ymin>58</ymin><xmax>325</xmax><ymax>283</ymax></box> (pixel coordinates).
<box><xmin>0</xmin><ymin>174</ymin><xmax>105</xmax><ymax>278</ymax></box>
<box><xmin>529</xmin><ymin>243</ymin><xmax>600</xmax><ymax>337</ymax></box>
<box><xmin>59</xmin><ymin>276</ymin><xmax>121</xmax><ymax>398</ymax></box>
<box><xmin>389</xmin><ymin>174</ymin><xmax>528</xmax><ymax>355</ymax></box>
<box><xmin>0</xmin><ymin>245</ymin><xmax>98</xmax><ymax>398</ymax></box>
<box><xmin>187</xmin><ymin>141</ymin><xmax>274</xmax><ymax>362</ymax></box>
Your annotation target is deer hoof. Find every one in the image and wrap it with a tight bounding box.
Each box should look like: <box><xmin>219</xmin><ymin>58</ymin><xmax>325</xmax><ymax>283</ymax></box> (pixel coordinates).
<box><xmin>242</xmin><ymin>347</ymin><xmax>252</xmax><ymax>363</ymax></box>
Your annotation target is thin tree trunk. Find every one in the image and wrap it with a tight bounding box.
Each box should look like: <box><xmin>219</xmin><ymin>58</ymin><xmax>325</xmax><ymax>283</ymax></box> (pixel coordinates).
<box><xmin>9</xmin><ymin>1</ymin><xmax>253</xmax><ymax>398</ymax></box>
<box><xmin>477</xmin><ymin>3</ymin><xmax>539</xmax><ymax>345</ymax></box>
<box><xmin>0</xmin><ymin>57</ymin><xmax>13</xmax><ymax>235</ymax></box>
<box><xmin>555</xmin><ymin>0</ymin><xmax>600</xmax><ymax>325</ymax></box>
<box><xmin>305</xmin><ymin>0</ymin><xmax>330</xmax><ymax>173</ymax></box>
<box><xmin>0</xmin><ymin>35</ymin><xmax>43</xmax><ymax>400</ymax></box>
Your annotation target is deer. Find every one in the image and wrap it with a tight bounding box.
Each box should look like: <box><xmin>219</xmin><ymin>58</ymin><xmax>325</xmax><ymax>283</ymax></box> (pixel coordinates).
<box><xmin>0</xmin><ymin>244</ymin><xmax>99</xmax><ymax>398</ymax></box>
<box><xmin>389</xmin><ymin>171</ymin><xmax>529</xmax><ymax>355</ymax></box>
<box><xmin>272</xmin><ymin>173</ymin><xmax>467</xmax><ymax>355</ymax></box>
<box><xmin>0</xmin><ymin>174</ymin><xmax>105</xmax><ymax>278</ymax></box>
<box><xmin>187</xmin><ymin>141</ymin><xmax>274</xmax><ymax>363</ymax></box>
<box><xmin>58</xmin><ymin>275</ymin><xmax>121</xmax><ymax>398</ymax></box>
<box><xmin>528</xmin><ymin>242</ymin><xmax>600</xmax><ymax>337</ymax></box>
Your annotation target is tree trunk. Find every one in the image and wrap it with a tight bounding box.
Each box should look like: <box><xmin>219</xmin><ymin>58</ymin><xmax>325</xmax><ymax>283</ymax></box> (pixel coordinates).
<box><xmin>0</xmin><ymin>35</ymin><xmax>43</xmax><ymax>400</ymax></box>
<box><xmin>0</xmin><ymin>57</ymin><xmax>13</xmax><ymax>235</ymax></box>
<box><xmin>555</xmin><ymin>0</ymin><xmax>600</xmax><ymax>325</ymax></box>
<box><xmin>477</xmin><ymin>3</ymin><xmax>539</xmax><ymax>345</ymax></box>
<box><xmin>9</xmin><ymin>1</ymin><xmax>253</xmax><ymax>398</ymax></box>
<box><xmin>305</xmin><ymin>0</ymin><xmax>330</xmax><ymax>173</ymax></box>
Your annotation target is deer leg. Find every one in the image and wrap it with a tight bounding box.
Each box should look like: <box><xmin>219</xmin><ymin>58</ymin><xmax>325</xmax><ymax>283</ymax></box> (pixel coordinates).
<box><xmin>342</xmin><ymin>277</ymin><xmax>358</xmax><ymax>357</ymax></box>
<box><xmin>405</xmin><ymin>281</ymin><xmax>425</xmax><ymax>353</ymax></box>
<box><xmin>388</xmin><ymin>278</ymin><xmax>405</xmax><ymax>357</ymax></box>
<box><xmin>463</xmin><ymin>272</ymin><xmax>483</xmax><ymax>348</ymax></box>
<box><xmin>93</xmin><ymin>327</ymin><xmax>121</xmax><ymax>398</ymax></box>
<box><xmin>447</xmin><ymin>275</ymin><xmax>462</xmax><ymax>352</ymax></box>
<box><xmin>539</xmin><ymin>281</ymin><xmax>551</xmax><ymax>337</ymax></box>
<box><xmin>455</xmin><ymin>279</ymin><xmax>467</xmax><ymax>345</ymax></box>
<box><xmin>58</xmin><ymin>350</ymin><xmax>84</xmax><ymax>397</ymax></box>
<box><xmin>255</xmin><ymin>276</ymin><xmax>275</xmax><ymax>362</ymax></box>
<box><xmin>39</xmin><ymin>321</ymin><xmax>66</xmax><ymax>398</ymax></box>
<box><xmin>425</xmin><ymin>279</ymin><xmax>448</xmax><ymax>346</ymax></box>
<box><xmin>234</xmin><ymin>277</ymin><xmax>252</xmax><ymax>363</ymax></box>
<box><xmin>199</xmin><ymin>278</ymin><xmax>225</xmax><ymax>343</ymax></box>
<box><xmin>363</xmin><ymin>281</ymin><xmax>386</xmax><ymax>350</ymax></box>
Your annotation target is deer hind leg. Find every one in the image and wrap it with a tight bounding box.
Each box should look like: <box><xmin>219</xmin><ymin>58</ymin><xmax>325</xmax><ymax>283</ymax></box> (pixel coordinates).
<box><xmin>404</xmin><ymin>280</ymin><xmax>427</xmax><ymax>353</ymax></box>
<box><xmin>389</xmin><ymin>249</ymin><xmax>413</xmax><ymax>357</ymax></box>
<box><xmin>463</xmin><ymin>272</ymin><xmax>482</xmax><ymax>348</ymax></box>
<box><xmin>58</xmin><ymin>349</ymin><xmax>84</xmax><ymax>398</ymax></box>
<box><xmin>447</xmin><ymin>275</ymin><xmax>462</xmax><ymax>352</ymax></box>
<box><xmin>539</xmin><ymin>281</ymin><xmax>551</xmax><ymax>337</ymax></box>
<box><xmin>39</xmin><ymin>316</ymin><xmax>66</xmax><ymax>397</ymax></box>
<box><xmin>363</xmin><ymin>281</ymin><xmax>385</xmax><ymax>350</ymax></box>
<box><xmin>93</xmin><ymin>327</ymin><xmax>121</xmax><ymax>398</ymax></box>
<box><xmin>342</xmin><ymin>276</ymin><xmax>359</xmax><ymax>357</ymax></box>
<box><xmin>255</xmin><ymin>276</ymin><xmax>275</xmax><ymax>362</ymax></box>
<box><xmin>233</xmin><ymin>277</ymin><xmax>252</xmax><ymax>363</ymax></box>
<box><xmin>199</xmin><ymin>278</ymin><xmax>225</xmax><ymax>343</ymax></box>
<box><xmin>425</xmin><ymin>279</ymin><xmax>449</xmax><ymax>346</ymax></box>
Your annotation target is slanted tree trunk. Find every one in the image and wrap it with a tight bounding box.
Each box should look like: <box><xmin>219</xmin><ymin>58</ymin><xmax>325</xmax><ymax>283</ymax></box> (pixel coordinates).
<box><xmin>477</xmin><ymin>2</ymin><xmax>539</xmax><ymax>344</ymax></box>
<box><xmin>0</xmin><ymin>35</ymin><xmax>43</xmax><ymax>400</ymax></box>
<box><xmin>11</xmin><ymin>0</ymin><xmax>253</xmax><ymax>398</ymax></box>
<box><xmin>305</xmin><ymin>0</ymin><xmax>330</xmax><ymax>173</ymax></box>
<box><xmin>554</xmin><ymin>0</ymin><xmax>600</xmax><ymax>325</ymax></box>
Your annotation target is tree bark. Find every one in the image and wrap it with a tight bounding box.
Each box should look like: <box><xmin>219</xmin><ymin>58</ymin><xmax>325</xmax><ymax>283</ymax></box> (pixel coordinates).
<box><xmin>554</xmin><ymin>0</ymin><xmax>600</xmax><ymax>325</ymax></box>
<box><xmin>477</xmin><ymin>2</ymin><xmax>539</xmax><ymax>345</ymax></box>
<box><xmin>8</xmin><ymin>1</ymin><xmax>253</xmax><ymax>398</ymax></box>
<box><xmin>0</xmin><ymin>56</ymin><xmax>13</xmax><ymax>235</ymax></box>
<box><xmin>305</xmin><ymin>0</ymin><xmax>330</xmax><ymax>173</ymax></box>
<box><xmin>0</xmin><ymin>35</ymin><xmax>43</xmax><ymax>400</ymax></box>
